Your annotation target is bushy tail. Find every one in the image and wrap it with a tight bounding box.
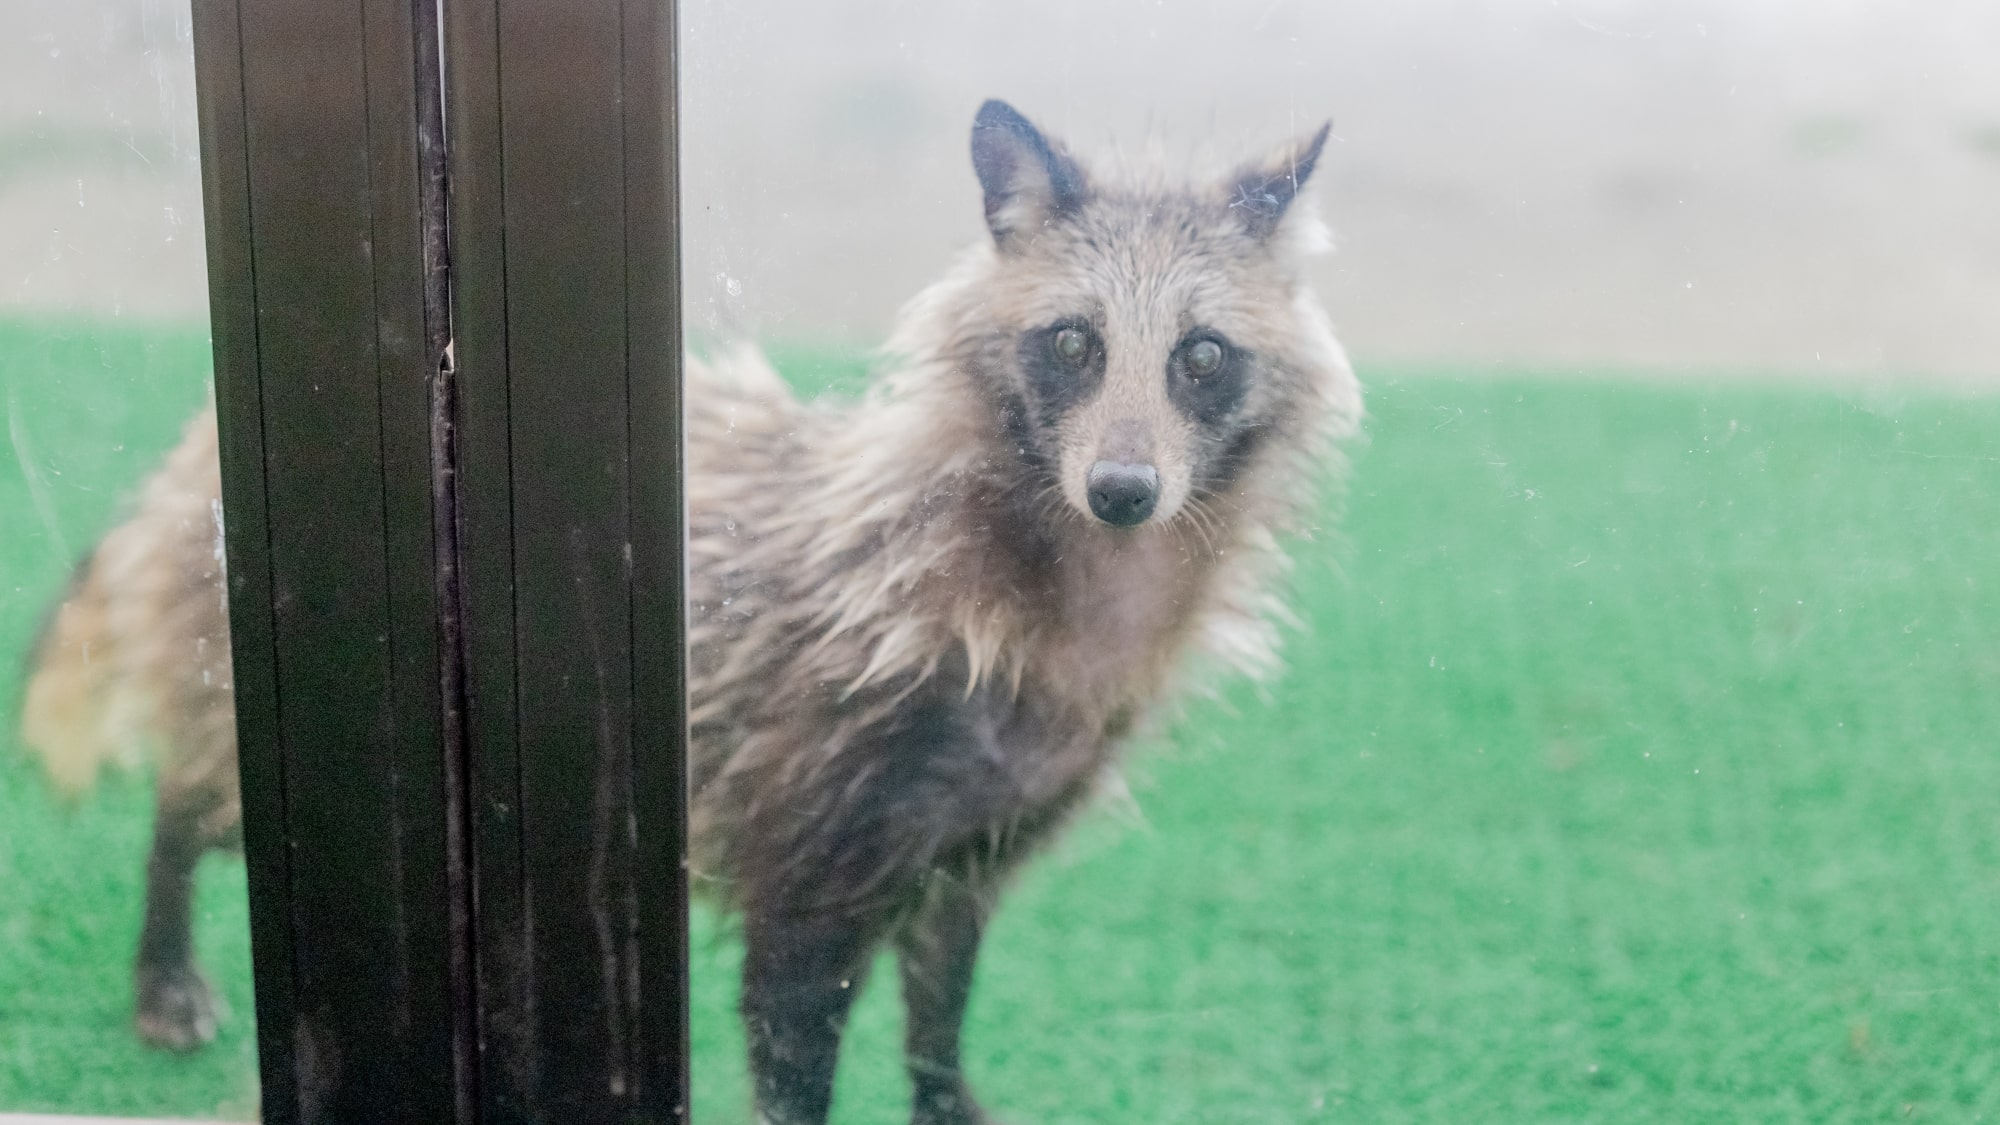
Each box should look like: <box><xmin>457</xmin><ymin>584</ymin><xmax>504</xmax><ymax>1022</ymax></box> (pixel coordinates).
<box><xmin>19</xmin><ymin>558</ymin><xmax>126</xmax><ymax>795</ymax></box>
<box><xmin>18</xmin><ymin>407</ymin><xmax>231</xmax><ymax>803</ymax></box>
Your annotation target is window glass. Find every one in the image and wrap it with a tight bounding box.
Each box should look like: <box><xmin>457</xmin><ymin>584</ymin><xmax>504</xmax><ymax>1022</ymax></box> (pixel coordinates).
<box><xmin>682</xmin><ymin>1</ymin><xmax>2000</xmax><ymax>1122</ymax></box>
<box><xmin>1</xmin><ymin>0</ymin><xmax>255</xmax><ymax>1118</ymax></box>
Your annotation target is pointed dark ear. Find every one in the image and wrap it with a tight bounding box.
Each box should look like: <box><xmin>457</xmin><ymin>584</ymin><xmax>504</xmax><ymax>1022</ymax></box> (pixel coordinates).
<box><xmin>971</xmin><ymin>99</ymin><xmax>1090</xmax><ymax>249</ymax></box>
<box><xmin>1223</xmin><ymin>121</ymin><xmax>1331</xmax><ymax>239</ymax></box>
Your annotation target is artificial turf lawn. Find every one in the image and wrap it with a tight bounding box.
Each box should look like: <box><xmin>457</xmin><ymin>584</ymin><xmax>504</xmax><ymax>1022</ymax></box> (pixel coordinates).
<box><xmin>5</xmin><ymin>316</ymin><xmax>2000</xmax><ymax>1122</ymax></box>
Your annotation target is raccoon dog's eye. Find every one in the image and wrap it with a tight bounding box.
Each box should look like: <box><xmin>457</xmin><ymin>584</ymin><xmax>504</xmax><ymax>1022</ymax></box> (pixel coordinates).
<box><xmin>1187</xmin><ymin>338</ymin><xmax>1225</xmax><ymax>378</ymax></box>
<box><xmin>1053</xmin><ymin>327</ymin><xmax>1091</xmax><ymax>365</ymax></box>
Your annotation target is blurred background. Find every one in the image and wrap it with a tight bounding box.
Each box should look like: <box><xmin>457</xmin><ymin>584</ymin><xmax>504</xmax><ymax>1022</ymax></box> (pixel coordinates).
<box><xmin>4</xmin><ymin>0</ymin><xmax>1998</xmax><ymax>1121</ymax></box>
<box><xmin>682</xmin><ymin>0</ymin><xmax>2000</xmax><ymax>382</ymax></box>
<box><xmin>8</xmin><ymin>0</ymin><xmax>2000</xmax><ymax>379</ymax></box>
<box><xmin>1</xmin><ymin>0</ymin><xmax>204</xmax><ymax>323</ymax></box>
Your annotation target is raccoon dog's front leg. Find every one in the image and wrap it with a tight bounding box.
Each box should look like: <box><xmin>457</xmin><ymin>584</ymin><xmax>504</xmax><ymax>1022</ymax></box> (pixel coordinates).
<box><xmin>898</xmin><ymin>878</ymin><xmax>996</xmax><ymax>1125</ymax></box>
<box><xmin>741</xmin><ymin>873</ymin><xmax>1000</xmax><ymax>1125</ymax></box>
<box><xmin>741</xmin><ymin>901</ymin><xmax>884</xmax><ymax>1125</ymax></box>
<box><xmin>734</xmin><ymin>679</ymin><xmax>1057</xmax><ymax>1122</ymax></box>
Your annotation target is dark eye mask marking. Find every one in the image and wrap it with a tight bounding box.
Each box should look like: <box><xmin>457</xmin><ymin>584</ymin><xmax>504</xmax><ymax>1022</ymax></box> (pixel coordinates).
<box><xmin>1017</xmin><ymin>319</ymin><xmax>1104</xmax><ymax>426</ymax></box>
<box><xmin>1168</xmin><ymin>331</ymin><xmax>1250</xmax><ymax>429</ymax></box>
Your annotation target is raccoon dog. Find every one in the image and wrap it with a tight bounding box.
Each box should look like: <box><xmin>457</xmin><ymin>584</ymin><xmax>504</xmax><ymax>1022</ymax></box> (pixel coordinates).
<box><xmin>21</xmin><ymin>99</ymin><xmax>1361</xmax><ymax>1122</ymax></box>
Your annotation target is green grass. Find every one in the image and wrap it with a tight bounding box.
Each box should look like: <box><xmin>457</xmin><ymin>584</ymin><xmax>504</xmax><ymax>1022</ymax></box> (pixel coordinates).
<box><xmin>7</xmin><ymin>319</ymin><xmax>2000</xmax><ymax>1121</ymax></box>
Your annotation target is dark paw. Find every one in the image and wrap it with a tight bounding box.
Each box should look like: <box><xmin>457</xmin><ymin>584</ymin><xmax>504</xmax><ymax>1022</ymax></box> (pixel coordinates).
<box><xmin>912</xmin><ymin>1085</ymin><xmax>997</xmax><ymax>1125</ymax></box>
<box><xmin>135</xmin><ymin>963</ymin><xmax>223</xmax><ymax>1052</ymax></box>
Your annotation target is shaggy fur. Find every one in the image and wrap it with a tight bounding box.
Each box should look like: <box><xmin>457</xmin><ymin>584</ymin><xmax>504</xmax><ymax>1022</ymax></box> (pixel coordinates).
<box><xmin>19</xmin><ymin>100</ymin><xmax>1361</xmax><ymax>1123</ymax></box>
<box><xmin>691</xmin><ymin>100</ymin><xmax>1359</xmax><ymax>1124</ymax></box>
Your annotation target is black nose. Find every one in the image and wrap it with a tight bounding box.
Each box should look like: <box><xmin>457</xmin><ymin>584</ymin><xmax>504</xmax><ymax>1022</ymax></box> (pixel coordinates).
<box><xmin>1085</xmin><ymin>461</ymin><xmax>1160</xmax><ymax>527</ymax></box>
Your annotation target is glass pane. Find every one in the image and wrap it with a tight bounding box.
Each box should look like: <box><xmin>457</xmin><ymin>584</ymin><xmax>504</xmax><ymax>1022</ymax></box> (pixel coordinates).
<box><xmin>683</xmin><ymin>1</ymin><xmax>1999</xmax><ymax>1122</ymax></box>
<box><xmin>1</xmin><ymin>0</ymin><xmax>255</xmax><ymax>1119</ymax></box>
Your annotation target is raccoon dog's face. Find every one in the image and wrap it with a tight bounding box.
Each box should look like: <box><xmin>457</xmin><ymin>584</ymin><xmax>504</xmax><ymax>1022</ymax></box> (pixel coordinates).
<box><xmin>968</xmin><ymin>100</ymin><xmax>1333</xmax><ymax>531</ymax></box>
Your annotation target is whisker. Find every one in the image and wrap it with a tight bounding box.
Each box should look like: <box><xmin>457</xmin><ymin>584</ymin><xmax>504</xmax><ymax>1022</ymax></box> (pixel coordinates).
<box><xmin>1177</xmin><ymin>495</ymin><xmax>1223</xmax><ymax>558</ymax></box>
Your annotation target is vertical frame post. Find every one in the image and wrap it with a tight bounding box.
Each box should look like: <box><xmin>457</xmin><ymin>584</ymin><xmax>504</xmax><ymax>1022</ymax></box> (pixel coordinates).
<box><xmin>447</xmin><ymin>0</ymin><xmax>688</xmax><ymax>1118</ymax></box>
<box><xmin>193</xmin><ymin>0</ymin><xmax>462</xmax><ymax>1119</ymax></box>
<box><xmin>194</xmin><ymin>0</ymin><xmax>685</xmax><ymax>1118</ymax></box>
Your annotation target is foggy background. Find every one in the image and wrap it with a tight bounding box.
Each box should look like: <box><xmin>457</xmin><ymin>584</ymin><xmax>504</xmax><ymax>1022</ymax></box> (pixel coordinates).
<box><xmin>6</xmin><ymin>0</ymin><xmax>1998</xmax><ymax>381</ymax></box>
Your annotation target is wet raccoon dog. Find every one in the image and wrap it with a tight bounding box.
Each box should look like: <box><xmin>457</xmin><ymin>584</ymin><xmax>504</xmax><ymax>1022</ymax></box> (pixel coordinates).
<box><xmin>22</xmin><ymin>99</ymin><xmax>1360</xmax><ymax>1122</ymax></box>
<box><xmin>690</xmin><ymin>98</ymin><xmax>1359</xmax><ymax>1124</ymax></box>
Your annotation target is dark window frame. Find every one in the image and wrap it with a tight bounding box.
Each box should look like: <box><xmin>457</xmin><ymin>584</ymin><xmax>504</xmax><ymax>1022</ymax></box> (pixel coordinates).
<box><xmin>192</xmin><ymin>0</ymin><xmax>686</xmax><ymax>1119</ymax></box>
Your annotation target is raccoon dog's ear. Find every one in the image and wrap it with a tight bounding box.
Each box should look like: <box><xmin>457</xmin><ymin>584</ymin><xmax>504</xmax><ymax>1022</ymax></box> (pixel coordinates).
<box><xmin>971</xmin><ymin>99</ymin><xmax>1090</xmax><ymax>250</ymax></box>
<box><xmin>1223</xmin><ymin>121</ymin><xmax>1331</xmax><ymax>240</ymax></box>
